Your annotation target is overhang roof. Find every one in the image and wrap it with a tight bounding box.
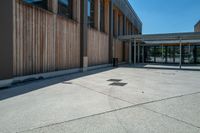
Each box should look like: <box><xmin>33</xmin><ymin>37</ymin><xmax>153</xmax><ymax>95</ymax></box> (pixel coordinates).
<box><xmin>119</xmin><ymin>32</ymin><xmax>200</xmax><ymax>45</ymax></box>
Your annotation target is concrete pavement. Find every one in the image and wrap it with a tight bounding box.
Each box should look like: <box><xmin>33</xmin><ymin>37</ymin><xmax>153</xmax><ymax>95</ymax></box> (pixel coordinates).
<box><xmin>0</xmin><ymin>66</ymin><xmax>200</xmax><ymax>133</ymax></box>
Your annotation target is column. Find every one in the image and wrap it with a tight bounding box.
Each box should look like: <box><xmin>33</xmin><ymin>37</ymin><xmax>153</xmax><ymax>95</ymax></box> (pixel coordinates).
<box><xmin>134</xmin><ymin>39</ymin><xmax>137</xmax><ymax>64</ymax></box>
<box><xmin>51</xmin><ymin>0</ymin><xmax>58</xmax><ymax>72</ymax></box>
<box><xmin>162</xmin><ymin>44</ymin><xmax>164</xmax><ymax>63</ymax></box>
<box><xmin>80</xmin><ymin>0</ymin><xmax>88</xmax><ymax>71</ymax></box>
<box><xmin>142</xmin><ymin>46</ymin><xmax>145</xmax><ymax>63</ymax></box>
<box><xmin>179</xmin><ymin>38</ymin><xmax>182</xmax><ymax>69</ymax></box>
<box><xmin>109</xmin><ymin>0</ymin><xmax>113</xmax><ymax>63</ymax></box>
<box><xmin>123</xmin><ymin>15</ymin><xmax>126</xmax><ymax>61</ymax></box>
<box><xmin>129</xmin><ymin>41</ymin><xmax>132</xmax><ymax>64</ymax></box>
<box><xmin>138</xmin><ymin>44</ymin><xmax>140</xmax><ymax>63</ymax></box>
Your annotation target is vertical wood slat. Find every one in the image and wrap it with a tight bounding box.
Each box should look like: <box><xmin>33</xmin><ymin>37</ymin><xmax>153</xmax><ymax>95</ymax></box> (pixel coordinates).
<box><xmin>55</xmin><ymin>17</ymin><xmax>80</xmax><ymax>71</ymax></box>
<box><xmin>14</xmin><ymin>1</ymin><xmax>80</xmax><ymax>77</ymax></box>
<box><xmin>88</xmin><ymin>28</ymin><xmax>109</xmax><ymax>66</ymax></box>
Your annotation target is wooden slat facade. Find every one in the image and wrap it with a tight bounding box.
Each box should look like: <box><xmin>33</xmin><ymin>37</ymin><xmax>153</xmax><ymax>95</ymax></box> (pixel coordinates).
<box><xmin>13</xmin><ymin>1</ymin><xmax>80</xmax><ymax>77</ymax></box>
<box><xmin>0</xmin><ymin>0</ymin><xmax>142</xmax><ymax>80</ymax></box>
<box><xmin>88</xmin><ymin>28</ymin><xmax>109</xmax><ymax>66</ymax></box>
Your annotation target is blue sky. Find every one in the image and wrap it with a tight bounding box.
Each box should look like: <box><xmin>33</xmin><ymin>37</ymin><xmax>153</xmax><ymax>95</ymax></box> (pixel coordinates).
<box><xmin>129</xmin><ymin>0</ymin><xmax>200</xmax><ymax>34</ymax></box>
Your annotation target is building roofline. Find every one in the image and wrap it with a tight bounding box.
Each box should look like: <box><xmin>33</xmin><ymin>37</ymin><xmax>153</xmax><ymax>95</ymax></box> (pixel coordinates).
<box><xmin>125</xmin><ymin>0</ymin><xmax>142</xmax><ymax>25</ymax></box>
<box><xmin>119</xmin><ymin>32</ymin><xmax>200</xmax><ymax>42</ymax></box>
<box><xmin>195</xmin><ymin>20</ymin><xmax>200</xmax><ymax>27</ymax></box>
<box><xmin>112</xmin><ymin>0</ymin><xmax>142</xmax><ymax>32</ymax></box>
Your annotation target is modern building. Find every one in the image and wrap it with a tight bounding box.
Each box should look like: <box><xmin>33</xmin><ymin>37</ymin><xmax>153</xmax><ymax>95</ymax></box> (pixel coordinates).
<box><xmin>195</xmin><ymin>20</ymin><xmax>200</xmax><ymax>32</ymax></box>
<box><xmin>119</xmin><ymin>21</ymin><xmax>200</xmax><ymax>66</ymax></box>
<box><xmin>0</xmin><ymin>0</ymin><xmax>142</xmax><ymax>87</ymax></box>
<box><xmin>120</xmin><ymin>32</ymin><xmax>200</xmax><ymax>66</ymax></box>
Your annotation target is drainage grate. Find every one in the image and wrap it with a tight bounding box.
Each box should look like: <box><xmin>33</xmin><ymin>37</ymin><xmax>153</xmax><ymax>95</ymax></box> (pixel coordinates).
<box><xmin>107</xmin><ymin>79</ymin><xmax>122</xmax><ymax>82</ymax></box>
<box><xmin>109</xmin><ymin>82</ymin><xmax>127</xmax><ymax>86</ymax></box>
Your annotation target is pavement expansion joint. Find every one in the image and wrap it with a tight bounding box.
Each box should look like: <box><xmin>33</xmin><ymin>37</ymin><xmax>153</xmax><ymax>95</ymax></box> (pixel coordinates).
<box><xmin>73</xmin><ymin>82</ymin><xmax>133</xmax><ymax>105</ymax></box>
<box><xmin>18</xmin><ymin>91</ymin><xmax>200</xmax><ymax>133</ymax></box>
<box><xmin>142</xmin><ymin>106</ymin><xmax>200</xmax><ymax>129</ymax></box>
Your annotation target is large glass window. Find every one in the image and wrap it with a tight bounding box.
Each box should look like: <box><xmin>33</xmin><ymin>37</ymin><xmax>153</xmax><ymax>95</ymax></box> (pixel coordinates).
<box><xmin>189</xmin><ymin>45</ymin><xmax>195</xmax><ymax>64</ymax></box>
<box><xmin>58</xmin><ymin>0</ymin><xmax>73</xmax><ymax>19</ymax></box>
<box><xmin>144</xmin><ymin>45</ymin><xmax>200</xmax><ymax>64</ymax></box>
<box><xmin>174</xmin><ymin>46</ymin><xmax>180</xmax><ymax>63</ymax></box>
<box><xmin>167</xmin><ymin>46</ymin><xmax>174</xmax><ymax>63</ymax></box>
<box><xmin>23</xmin><ymin>0</ymin><xmax>48</xmax><ymax>9</ymax></box>
<box><xmin>197</xmin><ymin>45</ymin><xmax>200</xmax><ymax>63</ymax></box>
<box><xmin>100</xmin><ymin>0</ymin><xmax>105</xmax><ymax>32</ymax></box>
<box><xmin>145</xmin><ymin>46</ymin><xmax>155</xmax><ymax>63</ymax></box>
<box><xmin>88</xmin><ymin>0</ymin><xmax>95</xmax><ymax>28</ymax></box>
<box><xmin>155</xmin><ymin>46</ymin><xmax>162</xmax><ymax>63</ymax></box>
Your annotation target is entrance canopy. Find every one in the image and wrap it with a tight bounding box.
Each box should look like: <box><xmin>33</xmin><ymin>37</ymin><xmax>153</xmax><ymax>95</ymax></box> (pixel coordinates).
<box><xmin>119</xmin><ymin>32</ymin><xmax>200</xmax><ymax>45</ymax></box>
<box><xmin>118</xmin><ymin>32</ymin><xmax>200</xmax><ymax>68</ymax></box>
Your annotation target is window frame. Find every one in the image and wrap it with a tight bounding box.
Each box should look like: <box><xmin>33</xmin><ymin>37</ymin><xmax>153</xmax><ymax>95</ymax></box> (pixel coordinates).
<box><xmin>58</xmin><ymin>0</ymin><xmax>73</xmax><ymax>19</ymax></box>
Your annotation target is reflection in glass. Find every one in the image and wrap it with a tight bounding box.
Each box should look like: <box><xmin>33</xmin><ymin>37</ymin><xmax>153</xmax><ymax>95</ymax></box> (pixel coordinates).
<box><xmin>23</xmin><ymin>0</ymin><xmax>48</xmax><ymax>9</ymax></box>
<box><xmin>144</xmin><ymin>44</ymin><xmax>200</xmax><ymax>64</ymax></box>
<box><xmin>58</xmin><ymin>0</ymin><xmax>73</xmax><ymax>18</ymax></box>
<box><xmin>197</xmin><ymin>46</ymin><xmax>200</xmax><ymax>63</ymax></box>
<box><xmin>88</xmin><ymin>0</ymin><xmax>95</xmax><ymax>27</ymax></box>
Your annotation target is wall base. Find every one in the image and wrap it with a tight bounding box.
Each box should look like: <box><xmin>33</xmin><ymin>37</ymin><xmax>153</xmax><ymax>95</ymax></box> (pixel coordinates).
<box><xmin>0</xmin><ymin>64</ymin><xmax>113</xmax><ymax>88</ymax></box>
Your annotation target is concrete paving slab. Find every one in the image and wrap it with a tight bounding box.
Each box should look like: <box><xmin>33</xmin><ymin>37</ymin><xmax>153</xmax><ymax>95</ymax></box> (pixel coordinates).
<box><xmin>0</xmin><ymin>82</ymin><xmax>131</xmax><ymax>133</ymax></box>
<box><xmin>142</xmin><ymin>93</ymin><xmax>200</xmax><ymax>128</ymax></box>
<box><xmin>0</xmin><ymin>66</ymin><xmax>200</xmax><ymax>133</ymax></box>
<box><xmin>72</xmin><ymin>67</ymin><xmax>200</xmax><ymax>105</ymax></box>
<box><xmin>23</xmin><ymin>107</ymin><xmax>200</xmax><ymax>133</ymax></box>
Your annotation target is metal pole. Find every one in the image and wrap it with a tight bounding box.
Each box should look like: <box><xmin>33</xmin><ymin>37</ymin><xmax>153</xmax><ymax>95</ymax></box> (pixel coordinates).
<box><xmin>134</xmin><ymin>39</ymin><xmax>137</xmax><ymax>64</ymax></box>
<box><xmin>179</xmin><ymin>38</ymin><xmax>182</xmax><ymax>69</ymax></box>
<box><xmin>129</xmin><ymin>40</ymin><xmax>132</xmax><ymax>64</ymax></box>
<box><xmin>162</xmin><ymin>44</ymin><xmax>164</xmax><ymax>63</ymax></box>
<box><xmin>189</xmin><ymin>43</ymin><xmax>191</xmax><ymax>61</ymax></box>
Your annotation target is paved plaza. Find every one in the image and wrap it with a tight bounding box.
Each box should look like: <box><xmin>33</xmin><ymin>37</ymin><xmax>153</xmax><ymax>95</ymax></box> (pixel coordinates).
<box><xmin>0</xmin><ymin>66</ymin><xmax>200</xmax><ymax>133</ymax></box>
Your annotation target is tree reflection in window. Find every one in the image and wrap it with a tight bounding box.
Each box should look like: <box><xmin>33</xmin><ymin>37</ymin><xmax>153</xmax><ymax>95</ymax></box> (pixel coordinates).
<box><xmin>23</xmin><ymin>0</ymin><xmax>48</xmax><ymax>9</ymax></box>
<box><xmin>58</xmin><ymin>0</ymin><xmax>73</xmax><ymax>19</ymax></box>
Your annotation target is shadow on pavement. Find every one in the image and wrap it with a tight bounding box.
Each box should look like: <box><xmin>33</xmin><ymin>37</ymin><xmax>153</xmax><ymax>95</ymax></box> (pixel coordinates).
<box><xmin>0</xmin><ymin>67</ymin><xmax>114</xmax><ymax>101</ymax></box>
